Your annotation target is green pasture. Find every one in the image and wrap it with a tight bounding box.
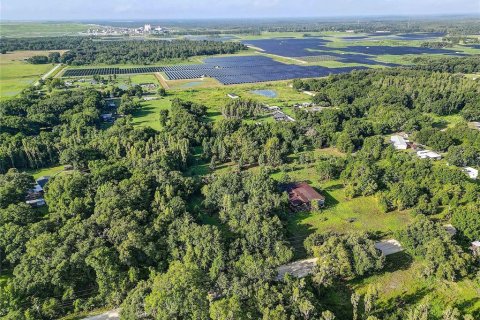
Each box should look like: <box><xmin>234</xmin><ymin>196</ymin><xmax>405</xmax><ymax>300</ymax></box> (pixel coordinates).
<box><xmin>25</xmin><ymin>165</ymin><xmax>66</xmax><ymax>179</ymax></box>
<box><xmin>0</xmin><ymin>51</ymin><xmax>55</xmax><ymax>99</ymax></box>
<box><xmin>352</xmin><ymin>254</ymin><xmax>480</xmax><ymax>318</ymax></box>
<box><xmin>0</xmin><ymin>22</ymin><xmax>92</xmax><ymax>37</ymax></box>
<box><xmin>131</xmin><ymin>98</ymin><xmax>171</xmax><ymax>130</ymax></box>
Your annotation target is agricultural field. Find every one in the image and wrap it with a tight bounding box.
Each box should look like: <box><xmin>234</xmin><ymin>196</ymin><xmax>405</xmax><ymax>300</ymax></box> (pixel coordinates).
<box><xmin>0</xmin><ymin>51</ymin><xmax>61</xmax><ymax>99</ymax></box>
<box><xmin>0</xmin><ymin>22</ymin><xmax>93</xmax><ymax>37</ymax></box>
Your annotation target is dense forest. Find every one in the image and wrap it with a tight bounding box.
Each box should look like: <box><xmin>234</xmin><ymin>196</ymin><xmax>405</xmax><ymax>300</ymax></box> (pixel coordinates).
<box><xmin>0</xmin><ymin>38</ymin><xmax>246</xmax><ymax>65</ymax></box>
<box><xmin>1</xmin><ymin>56</ymin><xmax>480</xmax><ymax>319</ymax></box>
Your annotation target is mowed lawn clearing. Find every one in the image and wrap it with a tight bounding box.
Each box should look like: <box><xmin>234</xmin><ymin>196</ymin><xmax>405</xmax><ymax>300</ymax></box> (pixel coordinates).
<box><xmin>352</xmin><ymin>253</ymin><xmax>480</xmax><ymax>318</ymax></box>
<box><xmin>25</xmin><ymin>164</ymin><xmax>66</xmax><ymax>179</ymax></box>
<box><xmin>131</xmin><ymin>98</ymin><xmax>171</xmax><ymax>130</ymax></box>
<box><xmin>0</xmin><ymin>51</ymin><xmax>63</xmax><ymax>99</ymax></box>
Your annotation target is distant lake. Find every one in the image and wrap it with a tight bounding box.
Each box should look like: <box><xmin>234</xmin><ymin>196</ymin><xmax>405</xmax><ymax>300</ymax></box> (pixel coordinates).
<box><xmin>251</xmin><ymin>89</ymin><xmax>278</xmax><ymax>98</ymax></box>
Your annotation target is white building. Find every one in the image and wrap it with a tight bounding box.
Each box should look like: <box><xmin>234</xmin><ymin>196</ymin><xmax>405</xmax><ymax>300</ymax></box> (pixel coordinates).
<box><xmin>444</xmin><ymin>224</ymin><xmax>457</xmax><ymax>236</ymax></box>
<box><xmin>471</xmin><ymin>241</ymin><xmax>480</xmax><ymax>256</ymax></box>
<box><xmin>417</xmin><ymin>150</ymin><xmax>442</xmax><ymax>160</ymax></box>
<box><xmin>144</xmin><ymin>24</ymin><xmax>152</xmax><ymax>32</ymax></box>
<box><xmin>26</xmin><ymin>198</ymin><xmax>46</xmax><ymax>207</ymax></box>
<box><xmin>463</xmin><ymin>167</ymin><xmax>478</xmax><ymax>180</ymax></box>
<box><xmin>227</xmin><ymin>93</ymin><xmax>239</xmax><ymax>99</ymax></box>
<box><xmin>390</xmin><ymin>135</ymin><xmax>408</xmax><ymax>150</ymax></box>
<box><xmin>375</xmin><ymin>239</ymin><xmax>404</xmax><ymax>256</ymax></box>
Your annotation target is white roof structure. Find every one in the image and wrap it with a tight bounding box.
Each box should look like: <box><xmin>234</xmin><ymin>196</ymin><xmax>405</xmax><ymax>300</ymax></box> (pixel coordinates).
<box><xmin>227</xmin><ymin>93</ymin><xmax>239</xmax><ymax>99</ymax></box>
<box><xmin>471</xmin><ymin>241</ymin><xmax>480</xmax><ymax>248</ymax></box>
<box><xmin>390</xmin><ymin>135</ymin><xmax>408</xmax><ymax>150</ymax></box>
<box><xmin>444</xmin><ymin>224</ymin><xmax>457</xmax><ymax>236</ymax></box>
<box><xmin>375</xmin><ymin>239</ymin><xmax>404</xmax><ymax>256</ymax></box>
<box><xmin>463</xmin><ymin>167</ymin><xmax>478</xmax><ymax>180</ymax></box>
<box><xmin>303</xmin><ymin>91</ymin><xmax>316</xmax><ymax>96</ymax></box>
<box><xmin>417</xmin><ymin>150</ymin><xmax>442</xmax><ymax>160</ymax></box>
<box><xmin>276</xmin><ymin>257</ymin><xmax>318</xmax><ymax>280</ymax></box>
<box><xmin>26</xmin><ymin>198</ymin><xmax>46</xmax><ymax>206</ymax></box>
<box><xmin>31</xmin><ymin>184</ymin><xmax>43</xmax><ymax>193</ymax></box>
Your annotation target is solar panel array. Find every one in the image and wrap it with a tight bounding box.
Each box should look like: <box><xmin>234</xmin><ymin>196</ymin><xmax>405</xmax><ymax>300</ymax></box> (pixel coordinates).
<box><xmin>63</xmin><ymin>67</ymin><xmax>163</xmax><ymax>77</ymax></box>
<box><xmin>62</xmin><ymin>55</ymin><xmax>367</xmax><ymax>84</ymax></box>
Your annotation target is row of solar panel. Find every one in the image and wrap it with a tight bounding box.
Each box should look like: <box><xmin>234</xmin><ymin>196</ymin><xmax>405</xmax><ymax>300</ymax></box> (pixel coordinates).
<box><xmin>63</xmin><ymin>67</ymin><xmax>164</xmax><ymax>77</ymax></box>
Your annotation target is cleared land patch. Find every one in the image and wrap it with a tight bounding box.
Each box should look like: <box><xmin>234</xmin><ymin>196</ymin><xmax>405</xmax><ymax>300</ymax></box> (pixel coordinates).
<box><xmin>0</xmin><ymin>51</ymin><xmax>64</xmax><ymax>99</ymax></box>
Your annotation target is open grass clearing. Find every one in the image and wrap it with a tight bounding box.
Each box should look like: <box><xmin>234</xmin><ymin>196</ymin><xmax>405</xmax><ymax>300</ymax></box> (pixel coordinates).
<box><xmin>0</xmin><ymin>50</ymin><xmax>66</xmax><ymax>99</ymax></box>
<box><xmin>268</xmin><ymin>160</ymin><xmax>413</xmax><ymax>257</ymax></box>
<box><xmin>131</xmin><ymin>98</ymin><xmax>171</xmax><ymax>130</ymax></box>
<box><xmin>0</xmin><ymin>22</ymin><xmax>92</xmax><ymax>37</ymax></box>
<box><xmin>352</xmin><ymin>252</ymin><xmax>480</xmax><ymax>318</ymax></box>
<box><xmin>25</xmin><ymin>164</ymin><xmax>66</xmax><ymax>179</ymax></box>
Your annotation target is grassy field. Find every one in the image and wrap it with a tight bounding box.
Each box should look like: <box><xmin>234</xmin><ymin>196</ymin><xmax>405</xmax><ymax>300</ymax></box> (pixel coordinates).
<box><xmin>352</xmin><ymin>253</ymin><xmax>480</xmax><ymax>318</ymax></box>
<box><xmin>0</xmin><ymin>51</ymin><xmax>61</xmax><ymax>99</ymax></box>
<box><xmin>266</xmin><ymin>157</ymin><xmax>413</xmax><ymax>258</ymax></box>
<box><xmin>25</xmin><ymin>165</ymin><xmax>66</xmax><ymax>179</ymax></box>
<box><xmin>0</xmin><ymin>22</ymin><xmax>92</xmax><ymax>37</ymax></box>
<box><xmin>131</xmin><ymin>98</ymin><xmax>171</xmax><ymax>130</ymax></box>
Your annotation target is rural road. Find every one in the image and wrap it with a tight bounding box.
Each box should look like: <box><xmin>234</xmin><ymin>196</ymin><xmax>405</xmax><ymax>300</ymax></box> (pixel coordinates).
<box><xmin>34</xmin><ymin>63</ymin><xmax>62</xmax><ymax>86</ymax></box>
<box><xmin>82</xmin><ymin>309</ymin><xmax>119</xmax><ymax>320</ymax></box>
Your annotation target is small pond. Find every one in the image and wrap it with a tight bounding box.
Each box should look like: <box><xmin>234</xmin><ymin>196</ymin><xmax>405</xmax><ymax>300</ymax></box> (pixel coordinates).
<box><xmin>250</xmin><ymin>89</ymin><xmax>278</xmax><ymax>98</ymax></box>
<box><xmin>180</xmin><ymin>81</ymin><xmax>204</xmax><ymax>88</ymax></box>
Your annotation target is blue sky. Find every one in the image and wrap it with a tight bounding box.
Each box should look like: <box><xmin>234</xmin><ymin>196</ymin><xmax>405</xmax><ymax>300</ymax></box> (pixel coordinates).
<box><xmin>1</xmin><ymin>0</ymin><xmax>478</xmax><ymax>20</ymax></box>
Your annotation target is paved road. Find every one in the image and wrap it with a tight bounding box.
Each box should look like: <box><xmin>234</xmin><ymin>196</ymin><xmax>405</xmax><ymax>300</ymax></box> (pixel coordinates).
<box><xmin>34</xmin><ymin>63</ymin><xmax>62</xmax><ymax>86</ymax></box>
<box><xmin>82</xmin><ymin>310</ymin><xmax>119</xmax><ymax>320</ymax></box>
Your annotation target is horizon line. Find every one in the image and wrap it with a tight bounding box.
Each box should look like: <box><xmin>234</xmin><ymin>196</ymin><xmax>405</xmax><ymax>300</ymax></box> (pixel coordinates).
<box><xmin>2</xmin><ymin>13</ymin><xmax>479</xmax><ymax>23</ymax></box>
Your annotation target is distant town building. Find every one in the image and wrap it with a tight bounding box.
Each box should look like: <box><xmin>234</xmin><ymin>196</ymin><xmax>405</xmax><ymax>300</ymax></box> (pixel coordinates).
<box><xmin>463</xmin><ymin>167</ymin><xmax>478</xmax><ymax>180</ymax></box>
<box><xmin>390</xmin><ymin>135</ymin><xmax>409</xmax><ymax>150</ymax></box>
<box><xmin>144</xmin><ymin>24</ymin><xmax>152</xmax><ymax>32</ymax></box>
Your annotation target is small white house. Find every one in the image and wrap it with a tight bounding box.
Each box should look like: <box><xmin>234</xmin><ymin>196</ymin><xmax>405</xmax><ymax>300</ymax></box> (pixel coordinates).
<box><xmin>227</xmin><ymin>93</ymin><xmax>239</xmax><ymax>99</ymax></box>
<box><xmin>31</xmin><ymin>184</ymin><xmax>43</xmax><ymax>193</ymax></box>
<box><xmin>444</xmin><ymin>224</ymin><xmax>457</xmax><ymax>236</ymax></box>
<box><xmin>417</xmin><ymin>150</ymin><xmax>442</xmax><ymax>160</ymax></box>
<box><xmin>265</xmin><ymin>105</ymin><xmax>281</xmax><ymax>111</ymax></box>
<box><xmin>26</xmin><ymin>198</ymin><xmax>46</xmax><ymax>207</ymax></box>
<box><xmin>463</xmin><ymin>167</ymin><xmax>478</xmax><ymax>180</ymax></box>
<box><xmin>390</xmin><ymin>135</ymin><xmax>408</xmax><ymax>150</ymax></box>
<box><xmin>471</xmin><ymin>241</ymin><xmax>480</xmax><ymax>255</ymax></box>
<box><xmin>303</xmin><ymin>91</ymin><xmax>316</xmax><ymax>96</ymax></box>
<box><xmin>101</xmin><ymin>113</ymin><xmax>113</xmax><ymax>122</ymax></box>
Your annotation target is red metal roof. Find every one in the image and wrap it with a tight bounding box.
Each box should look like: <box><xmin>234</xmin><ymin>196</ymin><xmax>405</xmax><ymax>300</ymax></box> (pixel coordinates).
<box><xmin>285</xmin><ymin>182</ymin><xmax>325</xmax><ymax>205</ymax></box>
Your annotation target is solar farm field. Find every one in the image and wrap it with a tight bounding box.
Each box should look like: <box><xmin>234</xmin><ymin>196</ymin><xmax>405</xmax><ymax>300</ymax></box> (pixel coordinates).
<box><xmin>241</xmin><ymin>36</ymin><xmax>475</xmax><ymax>66</ymax></box>
<box><xmin>62</xmin><ymin>55</ymin><xmax>366</xmax><ymax>85</ymax></box>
